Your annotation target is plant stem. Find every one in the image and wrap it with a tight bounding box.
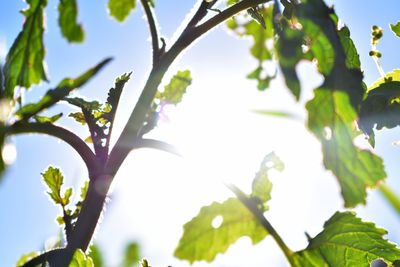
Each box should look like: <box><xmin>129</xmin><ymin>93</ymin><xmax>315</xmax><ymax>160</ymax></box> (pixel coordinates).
<box><xmin>6</xmin><ymin>122</ymin><xmax>99</xmax><ymax>176</ymax></box>
<box><xmin>140</xmin><ymin>0</ymin><xmax>160</xmax><ymax>65</ymax></box>
<box><xmin>379</xmin><ymin>183</ymin><xmax>400</xmax><ymax>215</ymax></box>
<box><xmin>227</xmin><ymin>184</ymin><xmax>296</xmax><ymax>266</ymax></box>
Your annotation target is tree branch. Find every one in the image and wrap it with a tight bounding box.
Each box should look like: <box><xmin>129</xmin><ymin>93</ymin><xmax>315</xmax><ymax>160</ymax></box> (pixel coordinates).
<box><xmin>140</xmin><ymin>0</ymin><xmax>161</xmax><ymax>65</ymax></box>
<box><xmin>6</xmin><ymin>122</ymin><xmax>99</xmax><ymax>176</ymax></box>
<box><xmin>185</xmin><ymin>0</ymin><xmax>218</xmax><ymax>29</ymax></box>
<box><xmin>226</xmin><ymin>183</ymin><xmax>295</xmax><ymax>265</ymax></box>
<box><xmin>135</xmin><ymin>138</ymin><xmax>181</xmax><ymax>156</ymax></box>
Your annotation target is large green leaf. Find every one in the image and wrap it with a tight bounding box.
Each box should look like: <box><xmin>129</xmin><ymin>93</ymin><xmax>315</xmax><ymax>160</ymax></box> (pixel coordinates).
<box><xmin>58</xmin><ymin>0</ymin><xmax>85</xmax><ymax>43</ymax></box>
<box><xmin>297</xmin><ymin>0</ymin><xmax>385</xmax><ymax>207</ymax></box>
<box><xmin>174</xmin><ymin>197</ymin><xmax>267</xmax><ymax>263</ymax></box>
<box><xmin>293</xmin><ymin>212</ymin><xmax>400</xmax><ymax>266</ymax></box>
<box><xmin>108</xmin><ymin>0</ymin><xmax>136</xmax><ymax>22</ymax></box>
<box><xmin>390</xmin><ymin>22</ymin><xmax>400</xmax><ymax>38</ymax></box>
<box><xmin>15</xmin><ymin>58</ymin><xmax>111</xmax><ymax>120</ymax></box>
<box><xmin>307</xmin><ymin>90</ymin><xmax>385</xmax><ymax>207</ymax></box>
<box><xmin>3</xmin><ymin>0</ymin><xmax>48</xmax><ymax>98</ymax></box>
<box><xmin>369</xmin><ymin>69</ymin><xmax>400</xmax><ymax>90</ymax></box>
<box><xmin>175</xmin><ymin>153</ymin><xmax>283</xmax><ymax>263</ymax></box>
<box><xmin>88</xmin><ymin>245</ymin><xmax>104</xmax><ymax>267</ymax></box>
<box><xmin>42</xmin><ymin>166</ymin><xmax>72</xmax><ymax>206</ymax></box>
<box><xmin>69</xmin><ymin>249</ymin><xmax>94</xmax><ymax>267</ymax></box>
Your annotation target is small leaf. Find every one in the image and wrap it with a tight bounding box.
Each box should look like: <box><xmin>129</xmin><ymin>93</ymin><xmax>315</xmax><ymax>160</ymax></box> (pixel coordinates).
<box><xmin>15</xmin><ymin>252</ymin><xmax>39</xmax><ymax>267</ymax></box>
<box><xmin>157</xmin><ymin>70</ymin><xmax>192</xmax><ymax>106</ymax></box>
<box><xmin>69</xmin><ymin>249</ymin><xmax>94</xmax><ymax>267</ymax></box>
<box><xmin>88</xmin><ymin>245</ymin><xmax>104</xmax><ymax>267</ymax></box>
<box><xmin>174</xmin><ymin>198</ymin><xmax>267</xmax><ymax>263</ymax></box>
<box><xmin>34</xmin><ymin>113</ymin><xmax>63</xmax><ymax>123</ymax></box>
<box><xmin>123</xmin><ymin>242</ymin><xmax>140</xmax><ymax>267</ymax></box>
<box><xmin>72</xmin><ymin>180</ymin><xmax>89</xmax><ymax>218</ymax></box>
<box><xmin>390</xmin><ymin>22</ymin><xmax>400</xmax><ymax>38</ymax></box>
<box><xmin>15</xmin><ymin>58</ymin><xmax>111</xmax><ymax>120</ymax></box>
<box><xmin>293</xmin><ymin>212</ymin><xmax>400</xmax><ymax>266</ymax></box>
<box><xmin>3</xmin><ymin>0</ymin><xmax>48</xmax><ymax>98</ymax></box>
<box><xmin>58</xmin><ymin>0</ymin><xmax>85</xmax><ymax>43</ymax></box>
<box><xmin>42</xmin><ymin>166</ymin><xmax>72</xmax><ymax>206</ymax></box>
<box><xmin>69</xmin><ymin>112</ymin><xmax>86</xmax><ymax>125</ymax></box>
<box><xmin>140</xmin><ymin>258</ymin><xmax>150</xmax><ymax>267</ymax></box>
<box><xmin>108</xmin><ymin>0</ymin><xmax>136</xmax><ymax>22</ymax></box>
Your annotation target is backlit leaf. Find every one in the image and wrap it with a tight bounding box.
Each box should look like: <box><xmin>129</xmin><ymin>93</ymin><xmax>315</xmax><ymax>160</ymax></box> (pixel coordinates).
<box><xmin>69</xmin><ymin>249</ymin><xmax>94</xmax><ymax>267</ymax></box>
<box><xmin>157</xmin><ymin>70</ymin><xmax>191</xmax><ymax>105</ymax></box>
<box><xmin>123</xmin><ymin>242</ymin><xmax>140</xmax><ymax>267</ymax></box>
<box><xmin>15</xmin><ymin>58</ymin><xmax>111</xmax><ymax>120</ymax></box>
<box><xmin>299</xmin><ymin>0</ymin><xmax>385</xmax><ymax>207</ymax></box>
<box><xmin>42</xmin><ymin>166</ymin><xmax>72</xmax><ymax>206</ymax></box>
<box><xmin>293</xmin><ymin>212</ymin><xmax>400</xmax><ymax>266</ymax></box>
<box><xmin>390</xmin><ymin>22</ymin><xmax>400</xmax><ymax>38</ymax></box>
<box><xmin>88</xmin><ymin>245</ymin><xmax>104</xmax><ymax>267</ymax></box>
<box><xmin>3</xmin><ymin>0</ymin><xmax>48</xmax><ymax>98</ymax></box>
<box><xmin>33</xmin><ymin>113</ymin><xmax>63</xmax><ymax>123</ymax></box>
<box><xmin>369</xmin><ymin>69</ymin><xmax>400</xmax><ymax>90</ymax></box>
<box><xmin>108</xmin><ymin>0</ymin><xmax>136</xmax><ymax>22</ymax></box>
<box><xmin>174</xmin><ymin>198</ymin><xmax>267</xmax><ymax>263</ymax></box>
<box><xmin>58</xmin><ymin>0</ymin><xmax>85</xmax><ymax>43</ymax></box>
<box><xmin>15</xmin><ymin>251</ymin><xmax>39</xmax><ymax>267</ymax></box>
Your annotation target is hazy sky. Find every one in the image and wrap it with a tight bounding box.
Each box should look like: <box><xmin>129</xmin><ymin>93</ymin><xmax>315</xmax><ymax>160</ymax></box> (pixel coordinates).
<box><xmin>1</xmin><ymin>1</ymin><xmax>400</xmax><ymax>266</ymax></box>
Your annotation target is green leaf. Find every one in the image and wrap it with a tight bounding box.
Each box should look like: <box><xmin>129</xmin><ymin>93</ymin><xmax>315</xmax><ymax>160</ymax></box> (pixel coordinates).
<box><xmin>307</xmin><ymin>90</ymin><xmax>386</xmax><ymax>207</ymax></box>
<box><xmin>174</xmin><ymin>197</ymin><xmax>267</xmax><ymax>263</ymax></box>
<box><xmin>293</xmin><ymin>212</ymin><xmax>400</xmax><ymax>266</ymax></box>
<box><xmin>69</xmin><ymin>112</ymin><xmax>86</xmax><ymax>125</ymax></box>
<box><xmin>140</xmin><ymin>258</ymin><xmax>150</xmax><ymax>267</ymax></box>
<box><xmin>156</xmin><ymin>70</ymin><xmax>191</xmax><ymax>105</ymax></box>
<box><xmin>359</xmin><ymin>81</ymin><xmax>400</xmax><ymax>146</ymax></box>
<box><xmin>390</xmin><ymin>22</ymin><xmax>400</xmax><ymax>38</ymax></box>
<box><xmin>123</xmin><ymin>242</ymin><xmax>140</xmax><ymax>267</ymax></box>
<box><xmin>338</xmin><ymin>26</ymin><xmax>361</xmax><ymax>70</ymax></box>
<box><xmin>69</xmin><ymin>249</ymin><xmax>94</xmax><ymax>267</ymax></box>
<box><xmin>108</xmin><ymin>0</ymin><xmax>136</xmax><ymax>22</ymax></box>
<box><xmin>72</xmin><ymin>180</ymin><xmax>89</xmax><ymax>218</ymax></box>
<box><xmin>3</xmin><ymin>0</ymin><xmax>48</xmax><ymax>98</ymax></box>
<box><xmin>65</xmin><ymin>97</ymin><xmax>101</xmax><ymax>111</ymax></box>
<box><xmin>369</xmin><ymin>69</ymin><xmax>400</xmax><ymax>90</ymax></box>
<box><xmin>42</xmin><ymin>166</ymin><xmax>72</xmax><ymax>206</ymax></box>
<box><xmin>33</xmin><ymin>113</ymin><xmax>63</xmax><ymax>123</ymax></box>
<box><xmin>88</xmin><ymin>245</ymin><xmax>104</xmax><ymax>267</ymax></box>
<box><xmin>227</xmin><ymin>5</ymin><xmax>275</xmax><ymax>92</ymax></box>
<box><xmin>58</xmin><ymin>0</ymin><xmax>85</xmax><ymax>43</ymax></box>
<box><xmin>251</xmin><ymin>152</ymin><xmax>284</xmax><ymax>205</ymax></box>
<box><xmin>15</xmin><ymin>58</ymin><xmax>111</xmax><ymax>120</ymax></box>
<box><xmin>15</xmin><ymin>252</ymin><xmax>39</xmax><ymax>267</ymax></box>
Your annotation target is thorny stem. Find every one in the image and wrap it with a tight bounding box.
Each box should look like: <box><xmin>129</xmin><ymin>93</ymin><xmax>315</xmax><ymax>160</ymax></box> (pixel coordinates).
<box><xmin>227</xmin><ymin>184</ymin><xmax>296</xmax><ymax>266</ymax></box>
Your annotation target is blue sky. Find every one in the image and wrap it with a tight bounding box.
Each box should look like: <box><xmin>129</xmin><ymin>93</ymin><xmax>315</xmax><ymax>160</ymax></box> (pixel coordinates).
<box><xmin>1</xmin><ymin>0</ymin><xmax>400</xmax><ymax>266</ymax></box>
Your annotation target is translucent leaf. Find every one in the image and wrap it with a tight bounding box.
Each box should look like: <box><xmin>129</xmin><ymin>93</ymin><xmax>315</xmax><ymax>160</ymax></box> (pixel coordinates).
<box><xmin>369</xmin><ymin>69</ymin><xmax>400</xmax><ymax>90</ymax></box>
<box><xmin>69</xmin><ymin>249</ymin><xmax>94</xmax><ymax>267</ymax></box>
<box><xmin>338</xmin><ymin>26</ymin><xmax>361</xmax><ymax>70</ymax></box>
<box><xmin>157</xmin><ymin>70</ymin><xmax>191</xmax><ymax>106</ymax></box>
<box><xmin>293</xmin><ymin>212</ymin><xmax>400</xmax><ymax>266</ymax></box>
<box><xmin>390</xmin><ymin>22</ymin><xmax>400</xmax><ymax>38</ymax></box>
<box><xmin>174</xmin><ymin>198</ymin><xmax>267</xmax><ymax>263</ymax></box>
<box><xmin>58</xmin><ymin>0</ymin><xmax>85</xmax><ymax>43</ymax></box>
<box><xmin>15</xmin><ymin>58</ymin><xmax>112</xmax><ymax>120</ymax></box>
<box><xmin>88</xmin><ymin>245</ymin><xmax>104</xmax><ymax>267</ymax></box>
<box><xmin>69</xmin><ymin>112</ymin><xmax>86</xmax><ymax>125</ymax></box>
<box><xmin>123</xmin><ymin>242</ymin><xmax>140</xmax><ymax>267</ymax></box>
<box><xmin>140</xmin><ymin>258</ymin><xmax>150</xmax><ymax>267</ymax></box>
<box><xmin>307</xmin><ymin>90</ymin><xmax>386</xmax><ymax>207</ymax></box>
<box><xmin>72</xmin><ymin>180</ymin><xmax>89</xmax><ymax>218</ymax></box>
<box><xmin>42</xmin><ymin>166</ymin><xmax>72</xmax><ymax>206</ymax></box>
<box><xmin>3</xmin><ymin>0</ymin><xmax>48</xmax><ymax>98</ymax></box>
<box><xmin>15</xmin><ymin>251</ymin><xmax>39</xmax><ymax>267</ymax></box>
<box><xmin>33</xmin><ymin>113</ymin><xmax>63</xmax><ymax>123</ymax></box>
<box><xmin>108</xmin><ymin>0</ymin><xmax>136</xmax><ymax>22</ymax></box>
